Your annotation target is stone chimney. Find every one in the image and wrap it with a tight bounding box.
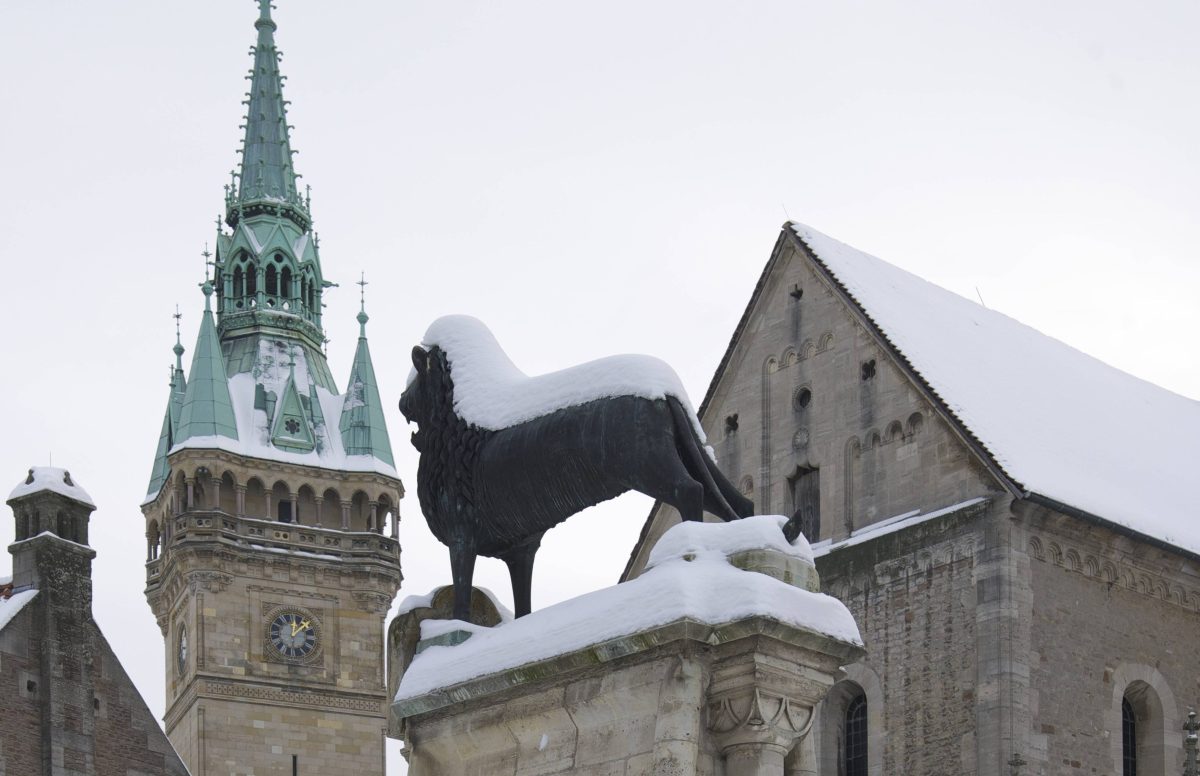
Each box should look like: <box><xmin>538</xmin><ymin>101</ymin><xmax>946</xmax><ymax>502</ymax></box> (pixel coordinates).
<box><xmin>7</xmin><ymin>466</ymin><xmax>99</xmax><ymax>775</ymax></box>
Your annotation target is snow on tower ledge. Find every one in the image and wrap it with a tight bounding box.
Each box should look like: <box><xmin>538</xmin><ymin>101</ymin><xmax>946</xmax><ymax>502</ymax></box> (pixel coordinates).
<box><xmin>394</xmin><ymin>515</ymin><xmax>860</xmax><ymax>703</ymax></box>
<box><xmin>8</xmin><ymin>467</ymin><xmax>95</xmax><ymax>508</ymax></box>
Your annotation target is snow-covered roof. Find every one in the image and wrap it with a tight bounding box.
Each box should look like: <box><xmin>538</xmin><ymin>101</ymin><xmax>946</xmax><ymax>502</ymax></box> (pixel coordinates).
<box><xmin>396</xmin><ymin>515</ymin><xmax>860</xmax><ymax>702</ymax></box>
<box><xmin>169</xmin><ymin>372</ymin><xmax>398</xmax><ymax>478</ymax></box>
<box><xmin>790</xmin><ymin>222</ymin><xmax>1200</xmax><ymax>556</ymax></box>
<box><xmin>0</xmin><ymin>589</ymin><xmax>38</xmax><ymax>633</ymax></box>
<box><xmin>8</xmin><ymin>467</ymin><xmax>95</xmax><ymax>508</ymax></box>
<box><xmin>149</xmin><ymin>334</ymin><xmax>397</xmax><ymax>502</ymax></box>
<box><xmin>416</xmin><ymin>315</ymin><xmax>707</xmax><ymax>441</ymax></box>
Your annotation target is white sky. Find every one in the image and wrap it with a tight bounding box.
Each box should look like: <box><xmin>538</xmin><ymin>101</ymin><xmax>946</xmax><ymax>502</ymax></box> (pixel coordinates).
<box><xmin>1</xmin><ymin>2</ymin><xmax>1197</xmax><ymax>774</ymax></box>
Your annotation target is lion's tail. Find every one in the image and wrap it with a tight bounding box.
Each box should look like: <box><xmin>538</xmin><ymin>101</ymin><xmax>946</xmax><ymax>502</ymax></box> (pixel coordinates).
<box><xmin>667</xmin><ymin>396</ymin><xmax>755</xmax><ymax>521</ymax></box>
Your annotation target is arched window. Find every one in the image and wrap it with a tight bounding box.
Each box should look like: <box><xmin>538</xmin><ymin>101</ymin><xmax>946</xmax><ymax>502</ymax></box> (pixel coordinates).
<box><xmin>265</xmin><ymin>264</ymin><xmax>278</xmax><ymax>300</ymax></box>
<box><xmin>1122</xmin><ymin>697</ymin><xmax>1137</xmax><ymax>776</ymax></box>
<box><xmin>246</xmin><ymin>262</ymin><xmax>258</xmax><ymax>297</ymax></box>
<box><xmin>1110</xmin><ymin>667</ymin><xmax>1178</xmax><ymax>776</ymax></box>
<box><xmin>815</xmin><ymin>668</ymin><xmax>882</xmax><ymax>776</ymax></box>
<box><xmin>281</xmin><ymin>267</ymin><xmax>293</xmax><ymax>303</ymax></box>
<box><xmin>844</xmin><ymin>694</ymin><xmax>868</xmax><ymax>776</ymax></box>
<box><xmin>233</xmin><ymin>265</ymin><xmax>244</xmax><ymax>302</ymax></box>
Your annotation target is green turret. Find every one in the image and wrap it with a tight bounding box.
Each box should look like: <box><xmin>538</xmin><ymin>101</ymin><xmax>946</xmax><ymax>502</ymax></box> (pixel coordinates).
<box><xmin>213</xmin><ymin>0</ymin><xmax>329</xmax><ymax>361</ymax></box>
<box><xmin>142</xmin><ymin>1</ymin><xmax>396</xmax><ymax>503</ymax></box>
<box><xmin>145</xmin><ymin>311</ymin><xmax>190</xmax><ymax>499</ymax></box>
<box><xmin>339</xmin><ymin>285</ymin><xmax>395</xmax><ymax>467</ymax></box>
<box><xmin>175</xmin><ymin>282</ymin><xmax>239</xmax><ymax>445</ymax></box>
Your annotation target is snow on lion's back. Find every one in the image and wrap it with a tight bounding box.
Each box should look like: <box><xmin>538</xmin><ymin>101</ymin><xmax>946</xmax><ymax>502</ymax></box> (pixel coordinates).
<box><xmin>414</xmin><ymin>315</ymin><xmax>707</xmax><ymax>441</ymax></box>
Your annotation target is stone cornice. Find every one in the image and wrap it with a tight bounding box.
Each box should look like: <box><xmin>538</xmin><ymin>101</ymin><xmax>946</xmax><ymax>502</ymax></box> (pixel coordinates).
<box><xmin>392</xmin><ymin>615</ymin><xmax>863</xmax><ymax>722</ymax></box>
<box><xmin>166</xmin><ymin>675</ymin><xmax>387</xmax><ymax>728</ymax></box>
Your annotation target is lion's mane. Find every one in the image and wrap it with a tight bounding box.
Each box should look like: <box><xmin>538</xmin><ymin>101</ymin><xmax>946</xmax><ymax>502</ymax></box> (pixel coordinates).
<box><xmin>414</xmin><ymin>346</ymin><xmax>493</xmax><ymax>543</ymax></box>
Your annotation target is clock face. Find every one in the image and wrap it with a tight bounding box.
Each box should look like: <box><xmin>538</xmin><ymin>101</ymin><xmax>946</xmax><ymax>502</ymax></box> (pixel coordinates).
<box><xmin>268</xmin><ymin>611</ymin><xmax>318</xmax><ymax>659</ymax></box>
<box><xmin>177</xmin><ymin>627</ymin><xmax>188</xmax><ymax>674</ymax></box>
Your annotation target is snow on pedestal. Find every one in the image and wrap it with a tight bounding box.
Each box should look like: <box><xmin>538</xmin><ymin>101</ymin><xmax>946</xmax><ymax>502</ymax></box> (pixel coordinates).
<box><xmin>390</xmin><ymin>516</ymin><xmax>865</xmax><ymax>776</ymax></box>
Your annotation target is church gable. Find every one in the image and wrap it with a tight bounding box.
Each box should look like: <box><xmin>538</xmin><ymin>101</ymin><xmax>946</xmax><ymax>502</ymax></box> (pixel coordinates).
<box><xmin>624</xmin><ymin>227</ymin><xmax>1003</xmax><ymax>579</ymax></box>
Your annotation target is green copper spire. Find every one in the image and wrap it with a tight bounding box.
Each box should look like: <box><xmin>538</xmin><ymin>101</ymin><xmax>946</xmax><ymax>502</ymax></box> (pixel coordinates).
<box><xmin>176</xmin><ymin>283</ymin><xmax>240</xmax><ymax>444</ymax></box>
<box><xmin>212</xmin><ymin>1</ymin><xmax>329</xmax><ymax>362</ymax></box>
<box><xmin>228</xmin><ymin>0</ymin><xmax>308</xmax><ymax>227</ymax></box>
<box><xmin>146</xmin><ymin>312</ymin><xmax>191</xmax><ymax>499</ymax></box>
<box><xmin>339</xmin><ymin>281</ymin><xmax>395</xmax><ymax>466</ymax></box>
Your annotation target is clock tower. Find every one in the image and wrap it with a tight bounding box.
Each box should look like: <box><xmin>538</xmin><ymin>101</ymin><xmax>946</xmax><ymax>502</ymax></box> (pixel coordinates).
<box><xmin>141</xmin><ymin>3</ymin><xmax>402</xmax><ymax>774</ymax></box>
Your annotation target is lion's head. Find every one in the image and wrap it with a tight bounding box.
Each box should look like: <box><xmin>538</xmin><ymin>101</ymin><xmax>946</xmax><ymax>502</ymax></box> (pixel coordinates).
<box><xmin>399</xmin><ymin>345</ymin><xmax>456</xmax><ymax>452</ymax></box>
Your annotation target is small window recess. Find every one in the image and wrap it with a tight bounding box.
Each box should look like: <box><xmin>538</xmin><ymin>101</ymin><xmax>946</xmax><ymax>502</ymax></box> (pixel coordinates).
<box><xmin>860</xmin><ymin>359</ymin><xmax>876</xmax><ymax>381</ymax></box>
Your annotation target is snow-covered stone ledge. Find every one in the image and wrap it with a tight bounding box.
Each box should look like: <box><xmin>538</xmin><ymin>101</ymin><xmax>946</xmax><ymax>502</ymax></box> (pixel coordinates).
<box><xmin>389</xmin><ymin>516</ymin><xmax>865</xmax><ymax>776</ymax></box>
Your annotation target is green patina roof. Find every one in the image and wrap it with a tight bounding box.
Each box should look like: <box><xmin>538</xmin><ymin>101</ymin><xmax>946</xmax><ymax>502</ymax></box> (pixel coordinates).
<box><xmin>236</xmin><ymin>0</ymin><xmax>303</xmax><ymax>211</ymax></box>
<box><xmin>270</xmin><ymin>356</ymin><xmax>316</xmax><ymax>452</ymax></box>
<box><xmin>146</xmin><ymin>325</ymin><xmax>191</xmax><ymax>498</ymax></box>
<box><xmin>339</xmin><ymin>309</ymin><xmax>395</xmax><ymax>466</ymax></box>
<box><xmin>176</xmin><ymin>286</ymin><xmax>239</xmax><ymax>444</ymax></box>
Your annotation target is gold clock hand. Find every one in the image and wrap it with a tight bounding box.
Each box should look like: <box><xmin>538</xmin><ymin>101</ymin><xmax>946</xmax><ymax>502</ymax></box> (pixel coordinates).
<box><xmin>290</xmin><ymin>619</ymin><xmax>301</xmax><ymax>637</ymax></box>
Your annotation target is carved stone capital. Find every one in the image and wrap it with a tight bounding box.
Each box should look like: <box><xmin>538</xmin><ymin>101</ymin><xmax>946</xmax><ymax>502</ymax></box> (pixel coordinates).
<box><xmin>352</xmin><ymin>590</ymin><xmax>392</xmax><ymax>614</ymax></box>
<box><xmin>708</xmin><ymin>687</ymin><xmax>814</xmax><ymax>752</ymax></box>
<box><xmin>187</xmin><ymin>570</ymin><xmax>233</xmax><ymax>594</ymax></box>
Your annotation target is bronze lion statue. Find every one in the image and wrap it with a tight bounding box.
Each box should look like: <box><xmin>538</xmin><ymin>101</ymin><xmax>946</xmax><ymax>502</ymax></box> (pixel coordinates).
<box><xmin>398</xmin><ymin>316</ymin><xmax>754</xmax><ymax>622</ymax></box>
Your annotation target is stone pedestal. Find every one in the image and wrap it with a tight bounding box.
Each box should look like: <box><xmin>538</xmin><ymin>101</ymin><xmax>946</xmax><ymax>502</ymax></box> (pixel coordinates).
<box><xmin>390</xmin><ymin>517</ymin><xmax>865</xmax><ymax>776</ymax></box>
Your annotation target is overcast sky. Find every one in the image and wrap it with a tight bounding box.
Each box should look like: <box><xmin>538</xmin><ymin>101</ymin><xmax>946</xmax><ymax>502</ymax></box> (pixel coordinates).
<box><xmin>1</xmin><ymin>2</ymin><xmax>1197</xmax><ymax>773</ymax></box>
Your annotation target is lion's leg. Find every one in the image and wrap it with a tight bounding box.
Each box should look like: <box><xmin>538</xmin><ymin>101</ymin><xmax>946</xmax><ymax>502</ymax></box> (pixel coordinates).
<box><xmin>449</xmin><ymin>538</ymin><xmax>477</xmax><ymax>623</ymax></box>
<box><xmin>671</xmin><ymin>479</ymin><xmax>705</xmax><ymax>523</ymax></box>
<box><xmin>501</xmin><ymin>532</ymin><xmax>544</xmax><ymax>619</ymax></box>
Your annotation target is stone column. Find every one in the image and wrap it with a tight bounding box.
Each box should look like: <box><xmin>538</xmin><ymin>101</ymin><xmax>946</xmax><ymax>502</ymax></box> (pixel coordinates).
<box><xmin>265</xmin><ymin>490</ymin><xmax>273</xmax><ymax>520</ymax></box>
<box><xmin>341</xmin><ymin>501</ymin><xmax>351</xmax><ymax>531</ymax></box>
<box><xmin>290</xmin><ymin>491</ymin><xmax>299</xmax><ymax>524</ymax></box>
<box><xmin>369</xmin><ymin>501</ymin><xmax>379</xmax><ymax>533</ymax></box>
<box><xmin>314</xmin><ymin>496</ymin><xmax>324</xmax><ymax>528</ymax></box>
<box><xmin>236</xmin><ymin>485</ymin><xmax>246</xmax><ymax>517</ymax></box>
<box><xmin>391</xmin><ymin>505</ymin><xmax>400</xmax><ymax>539</ymax></box>
<box><xmin>185</xmin><ymin>478</ymin><xmax>195</xmax><ymax>510</ymax></box>
<box><xmin>212</xmin><ymin>478</ymin><xmax>222</xmax><ymax>511</ymax></box>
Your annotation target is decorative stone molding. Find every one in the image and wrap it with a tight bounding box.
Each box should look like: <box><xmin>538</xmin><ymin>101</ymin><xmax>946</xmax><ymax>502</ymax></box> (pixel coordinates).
<box><xmin>708</xmin><ymin>687</ymin><xmax>814</xmax><ymax>751</ymax></box>
<box><xmin>187</xmin><ymin>571</ymin><xmax>233</xmax><ymax>594</ymax></box>
<box><xmin>202</xmin><ymin>678</ymin><xmax>383</xmax><ymax>713</ymax></box>
<box><xmin>353</xmin><ymin>590</ymin><xmax>393</xmax><ymax>614</ymax></box>
<box><xmin>247</xmin><ymin>584</ymin><xmax>340</xmax><ymax>602</ymax></box>
<box><xmin>1028</xmin><ymin>534</ymin><xmax>1200</xmax><ymax>613</ymax></box>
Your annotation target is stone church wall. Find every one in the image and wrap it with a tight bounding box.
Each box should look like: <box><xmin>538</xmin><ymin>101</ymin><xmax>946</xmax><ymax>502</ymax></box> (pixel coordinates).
<box><xmin>814</xmin><ymin>498</ymin><xmax>991</xmax><ymax>775</ymax></box>
<box><xmin>1023</xmin><ymin>505</ymin><xmax>1200</xmax><ymax>775</ymax></box>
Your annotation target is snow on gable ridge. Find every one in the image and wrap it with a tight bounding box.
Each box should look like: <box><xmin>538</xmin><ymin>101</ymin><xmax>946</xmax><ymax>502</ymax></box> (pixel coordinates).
<box><xmin>0</xmin><ymin>589</ymin><xmax>38</xmax><ymax>633</ymax></box>
<box><xmin>8</xmin><ymin>467</ymin><xmax>95</xmax><ymax>508</ymax></box>
<box><xmin>417</xmin><ymin>315</ymin><xmax>708</xmax><ymax>442</ymax></box>
<box><xmin>789</xmin><ymin>223</ymin><xmax>1200</xmax><ymax>556</ymax></box>
<box><xmin>395</xmin><ymin>516</ymin><xmax>860</xmax><ymax>701</ymax></box>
